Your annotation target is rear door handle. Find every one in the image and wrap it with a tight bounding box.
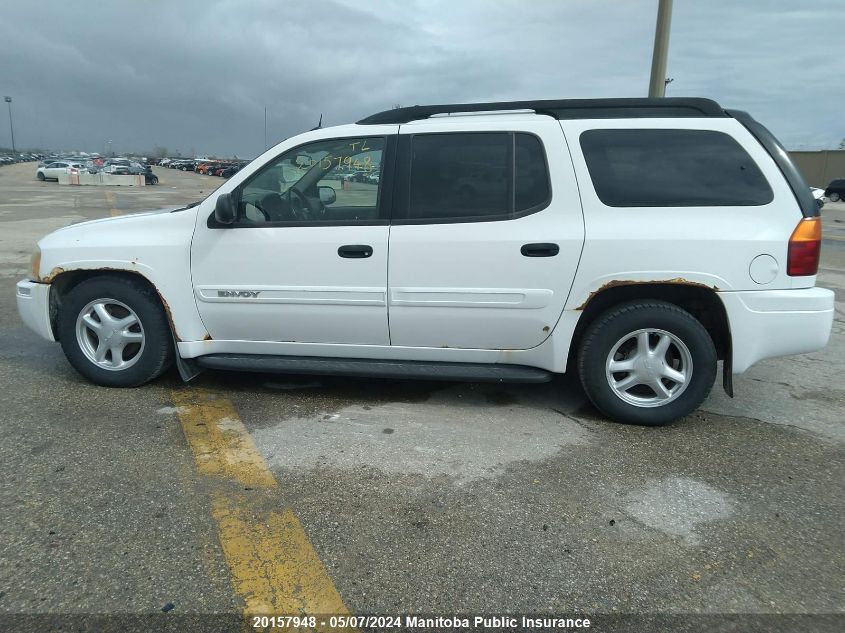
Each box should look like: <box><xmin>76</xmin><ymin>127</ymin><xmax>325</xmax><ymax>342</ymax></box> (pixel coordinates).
<box><xmin>521</xmin><ymin>243</ymin><xmax>559</xmax><ymax>257</ymax></box>
<box><xmin>338</xmin><ymin>244</ymin><xmax>373</xmax><ymax>258</ymax></box>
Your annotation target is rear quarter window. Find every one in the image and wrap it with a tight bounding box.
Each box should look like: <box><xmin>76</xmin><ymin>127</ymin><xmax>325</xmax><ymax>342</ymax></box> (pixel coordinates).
<box><xmin>580</xmin><ymin>129</ymin><xmax>774</xmax><ymax>207</ymax></box>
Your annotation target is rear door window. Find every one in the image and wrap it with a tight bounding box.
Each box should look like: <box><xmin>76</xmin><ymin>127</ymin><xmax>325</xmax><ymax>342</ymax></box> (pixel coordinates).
<box><xmin>404</xmin><ymin>132</ymin><xmax>550</xmax><ymax>223</ymax></box>
<box><xmin>580</xmin><ymin>129</ymin><xmax>773</xmax><ymax>207</ymax></box>
<box><xmin>515</xmin><ymin>133</ymin><xmax>551</xmax><ymax>211</ymax></box>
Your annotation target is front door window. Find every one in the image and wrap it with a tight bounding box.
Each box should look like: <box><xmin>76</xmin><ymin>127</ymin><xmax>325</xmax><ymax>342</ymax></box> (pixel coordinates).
<box><xmin>237</xmin><ymin>137</ymin><xmax>385</xmax><ymax>224</ymax></box>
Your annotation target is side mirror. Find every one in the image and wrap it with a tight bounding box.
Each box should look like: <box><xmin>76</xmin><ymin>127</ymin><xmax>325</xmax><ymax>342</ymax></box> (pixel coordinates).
<box><xmin>214</xmin><ymin>192</ymin><xmax>236</xmax><ymax>224</ymax></box>
<box><xmin>318</xmin><ymin>186</ymin><xmax>336</xmax><ymax>205</ymax></box>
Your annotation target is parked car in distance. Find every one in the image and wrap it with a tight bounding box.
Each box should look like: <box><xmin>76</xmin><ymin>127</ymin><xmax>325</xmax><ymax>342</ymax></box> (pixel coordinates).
<box><xmin>811</xmin><ymin>187</ymin><xmax>826</xmax><ymax>208</ymax></box>
<box><xmin>220</xmin><ymin>164</ymin><xmax>242</xmax><ymax>178</ymax></box>
<box><xmin>824</xmin><ymin>179</ymin><xmax>844</xmax><ymax>203</ymax></box>
<box><xmin>16</xmin><ymin>97</ymin><xmax>834</xmax><ymax>426</ymax></box>
<box><xmin>103</xmin><ymin>159</ymin><xmax>131</xmax><ymax>174</ymax></box>
<box><xmin>144</xmin><ymin>165</ymin><xmax>159</xmax><ymax>185</ymax></box>
<box><xmin>36</xmin><ymin>161</ymin><xmax>84</xmax><ymax>181</ymax></box>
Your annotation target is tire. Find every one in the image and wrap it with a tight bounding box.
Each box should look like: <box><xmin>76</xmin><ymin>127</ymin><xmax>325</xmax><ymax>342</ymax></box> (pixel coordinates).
<box><xmin>577</xmin><ymin>300</ymin><xmax>717</xmax><ymax>426</ymax></box>
<box><xmin>58</xmin><ymin>275</ymin><xmax>174</xmax><ymax>387</ymax></box>
<box><xmin>37</xmin><ymin>172</ymin><xmax>45</xmax><ymax>181</ymax></box>
<box><xmin>829</xmin><ymin>192</ymin><xmax>841</xmax><ymax>202</ymax></box>
<box><xmin>151</xmin><ymin>176</ymin><xmax>159</xmax><ymax>185</ymax></box>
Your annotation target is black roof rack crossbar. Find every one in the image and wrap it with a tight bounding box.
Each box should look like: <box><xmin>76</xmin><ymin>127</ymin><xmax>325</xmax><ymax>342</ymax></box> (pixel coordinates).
<box><xmin>357</xmin><ymin>97</ymin><xmax>726</xmax><ymax>125</ymax></box>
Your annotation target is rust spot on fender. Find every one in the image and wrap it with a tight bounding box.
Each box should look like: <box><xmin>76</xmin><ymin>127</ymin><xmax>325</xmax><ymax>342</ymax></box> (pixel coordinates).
<box><xmin>39</xmin><ymin>265</ymin><xmax>185</xmax><ymax>342</ymax></box>
<box><xmin>157</xmin><ymin>293</ymin><xmax>182</xmax><ymax>342</ymax></box>
<box><xmin>575</xmin><ymin>277</ymin><xmax>720</xmax><ymax>311</ymax></box>
<box><xmin>39</xmin><ymin>267</ymin><xmax>65</xmax><ymax>283</ymax></box>
<box><xmin>542</xmin><ymin>325</ymin><xmax>550</xmax><ymax>332</ymax></box>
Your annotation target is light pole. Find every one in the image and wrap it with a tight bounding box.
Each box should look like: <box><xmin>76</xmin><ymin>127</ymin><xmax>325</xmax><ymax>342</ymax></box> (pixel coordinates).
<box><xmin>4</xmin><ymin>97</ymin><xmax>15</xmax><ymax>153</ymax></box>
<box><xmin>648</xmin><ymin>0</ymin><xmax>674</xmax><ymax>97</ymax></box>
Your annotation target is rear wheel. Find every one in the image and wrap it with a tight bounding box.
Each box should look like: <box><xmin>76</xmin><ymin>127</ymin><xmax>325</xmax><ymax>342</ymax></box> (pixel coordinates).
<box><xmin>58</xmin><ymin>276</ymin><xmax>174</xmax><ymax>387</ymax></box>
<box><xmin>829</xmin><ymin>192</ymin><xmax>841</xmax><ymax>202</ymax></box>
<box><xmin>577</xmin><ymin>301</ymin><xmax>717</xmax><ymax>425</ymax></box>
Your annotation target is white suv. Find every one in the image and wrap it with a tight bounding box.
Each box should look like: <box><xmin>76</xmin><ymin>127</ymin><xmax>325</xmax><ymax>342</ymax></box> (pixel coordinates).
<box><xmin>16</xmin><ymin>98</ymin><xmax>834</xmax><ymax>425</ymax></box>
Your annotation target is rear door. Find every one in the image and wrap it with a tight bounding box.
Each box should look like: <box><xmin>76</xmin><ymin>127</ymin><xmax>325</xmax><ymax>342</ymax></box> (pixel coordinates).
<box><xmin>387</xmin><ymin>117</ymin><xmax>584</xmax><ymax>350</ymax></box>
<box><xmin>45</xmin><ymin>162</ymin><xmax>67</xmax><ymax>178</ymax></box>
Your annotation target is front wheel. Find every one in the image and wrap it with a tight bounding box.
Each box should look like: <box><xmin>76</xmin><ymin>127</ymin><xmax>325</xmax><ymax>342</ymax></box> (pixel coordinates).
<box><xmin>58</xmin><ymin>276</ymin><xmax>174</xmax><ymax>387</ymax></box>
<box><xmin>577</xmin><ymin>301</ymin><xmax>717</xmax><ymax>426</ymax></box>
<box><xmin>37</xmin><ymin>172</ymin><xmax>45</xmax><ymax>181</ymax></box>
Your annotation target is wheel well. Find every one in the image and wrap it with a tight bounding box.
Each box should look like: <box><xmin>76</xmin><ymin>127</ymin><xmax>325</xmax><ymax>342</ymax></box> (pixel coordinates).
<box><xmin>48</xmin><ymin>270</ymin><xmax>171</xmax><ymax>341</ymax></box>
<box><xmin>566</xmin><ymin>283</ymin><xmax>731</xmax><ymax>370</ymax></box>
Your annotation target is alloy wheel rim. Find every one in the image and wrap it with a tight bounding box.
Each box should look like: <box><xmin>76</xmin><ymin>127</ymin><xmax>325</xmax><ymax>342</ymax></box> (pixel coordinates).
<box><xmin>75</xmin><ymin>299</ymin><xmax>145</xmax><ymax>371</ymax></box>
<box><xmin>605</xmin><ymin>328</ymin><xmax>692</xmax><ymax>408</ymax></box>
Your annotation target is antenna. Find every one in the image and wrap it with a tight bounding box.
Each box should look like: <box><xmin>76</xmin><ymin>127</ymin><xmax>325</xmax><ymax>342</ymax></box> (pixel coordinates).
<box><xmin>311</xmin><ymin>114</ymin><xmax>323</xmax><ymax>131</ymax></box>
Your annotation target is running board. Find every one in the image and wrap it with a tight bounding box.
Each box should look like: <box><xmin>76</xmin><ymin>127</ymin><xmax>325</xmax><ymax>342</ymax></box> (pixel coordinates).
<box><xmin>194</xmin><ymin>354</ymin><xmax>553</xmax><ymax>383</ymax></box>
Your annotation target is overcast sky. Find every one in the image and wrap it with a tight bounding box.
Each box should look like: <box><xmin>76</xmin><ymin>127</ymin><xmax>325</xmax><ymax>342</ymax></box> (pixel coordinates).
<box><xmin>1</xmin><ymin>0</ymin><xmax>842</xmax><ymax>157</ymax></box>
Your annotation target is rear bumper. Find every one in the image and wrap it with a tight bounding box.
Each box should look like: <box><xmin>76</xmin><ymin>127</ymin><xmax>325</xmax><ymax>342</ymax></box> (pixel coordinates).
<box><xmin>718</xmin><ymin>287</ymin><xmax>834</xmax><ymax>374</ymax></box>
<box><xmin>16</xmin><ymin>279</ymin><xmax>55</xmax><ymax>342</ymax></box>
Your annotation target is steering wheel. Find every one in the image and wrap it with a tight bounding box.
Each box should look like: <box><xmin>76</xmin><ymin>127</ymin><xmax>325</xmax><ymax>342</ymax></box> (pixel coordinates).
<box><xmin>249</xmin><ymin>196</ymin><xmax>273</xmax><ymax>222</ymax></box>
<box><xmin>286</xmin><ymin>188</ymin><xmax>311</xmax><ymax>220</ymax></box>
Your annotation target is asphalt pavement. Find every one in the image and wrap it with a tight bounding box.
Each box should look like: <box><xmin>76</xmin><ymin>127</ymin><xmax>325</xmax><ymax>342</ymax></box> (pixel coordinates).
<box><xmin>0</xmin><ymin>161</ymin><xmax>842</xmax><ymax>632</ymax></box>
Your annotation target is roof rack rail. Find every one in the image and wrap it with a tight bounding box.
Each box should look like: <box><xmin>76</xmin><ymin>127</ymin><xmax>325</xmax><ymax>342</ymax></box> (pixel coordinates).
<box><xmin>357</xmin><ymin>97</ymin><xmax>726</xmax><ymax>125</ymax></box>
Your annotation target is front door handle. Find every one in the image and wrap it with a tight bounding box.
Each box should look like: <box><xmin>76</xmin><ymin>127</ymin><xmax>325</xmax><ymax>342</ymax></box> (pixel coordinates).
<box><xmin>338</xmin><ymin>244</ymin><xmax>373</xmax><ymax>258</ymax></box>
<box><xmin>521</xmin><ymin>242</ymin><xmax>559</xmax><ymax>257</ymax></box>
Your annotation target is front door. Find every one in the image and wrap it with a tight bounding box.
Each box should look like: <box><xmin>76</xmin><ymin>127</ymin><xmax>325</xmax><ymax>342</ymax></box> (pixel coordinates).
<box><xmin>190</xmin><ymin>133</ymin><xmax>395</xmax><ymax>345</ymax></box>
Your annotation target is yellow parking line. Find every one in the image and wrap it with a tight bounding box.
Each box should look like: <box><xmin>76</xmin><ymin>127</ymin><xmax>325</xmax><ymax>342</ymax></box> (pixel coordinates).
<box><xmin>105</xmin><ymin>190</ymin><xmax>121</xmax><ymax>216</ymax></box>
<box><xmin>213</xmin><ymin>496</ymin><xmax>352</xmax><ymax>618</ymax></box>
<box><xmin>171</xmin><ymin>388</ymin><xmax>354</xmax><ymax>626</ymax></box>
<box><xmin>173</xmin><ymin>389</ymin><xmax>276</xmax><ymax>487</ymax></box>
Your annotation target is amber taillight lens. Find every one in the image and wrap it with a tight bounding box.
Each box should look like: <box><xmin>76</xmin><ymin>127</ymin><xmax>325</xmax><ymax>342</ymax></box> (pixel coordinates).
<box><xmin>787</xmin><ymin>217</ymin><xmax>821</xmax><ymax>276</ymax></box>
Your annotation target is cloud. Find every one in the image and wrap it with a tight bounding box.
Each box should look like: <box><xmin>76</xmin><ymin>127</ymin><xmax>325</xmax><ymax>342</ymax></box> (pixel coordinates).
<box><xmin>0</xmin><ymin>0</ymin><xmax>841</xmax><ymax>156</ymax></box>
